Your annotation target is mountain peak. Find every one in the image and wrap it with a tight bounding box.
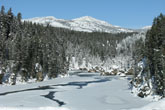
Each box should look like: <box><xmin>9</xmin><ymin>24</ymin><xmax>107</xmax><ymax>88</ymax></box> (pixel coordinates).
<box><xmin>43</xmin><ymin>16</ymin><xmax>56</xmax><ymax>20</ymax></box>
<box><xmin>73</xmin><ymin>16</ymin><xmax>98</xmax><ymax>21</ymax></box>
<box><xmin>141</xmin><ymin>26</ymin><xmax>151</xmax><ymax>30</ymax></box>
<box><xmin>25</xmin><ymin>16</ymin><xmax>134</xmax><ymax>33</ymax></box>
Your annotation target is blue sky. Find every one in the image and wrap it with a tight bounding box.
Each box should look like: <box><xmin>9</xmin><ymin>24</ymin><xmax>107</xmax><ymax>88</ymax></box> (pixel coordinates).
<box><xmin>0</xmin><ymin>0</ymin><xmax>165</xmax><ymax>29</ymax></box>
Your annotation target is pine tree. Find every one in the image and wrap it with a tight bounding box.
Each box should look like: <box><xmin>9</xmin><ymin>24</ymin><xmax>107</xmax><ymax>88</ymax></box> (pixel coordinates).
<box><xmin>145</xmin><ymin>13</ymin><xmax>165</xmax><ymax>96</ymax></box>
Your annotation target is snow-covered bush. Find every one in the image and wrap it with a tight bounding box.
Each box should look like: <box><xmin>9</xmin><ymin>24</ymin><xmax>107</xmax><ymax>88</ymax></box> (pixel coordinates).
<box><xmin>35</xmin><ymin>63</ymin><xmax>43</xmax><ymax>81</ymax></box>
<box><xmin>131</xmin><ymin>60</ymin><xmax>156</xmax><ymax>98</ymax></box>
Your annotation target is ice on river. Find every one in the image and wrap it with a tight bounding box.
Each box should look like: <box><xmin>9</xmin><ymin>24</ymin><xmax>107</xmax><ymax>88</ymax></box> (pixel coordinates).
<box><xmin>0</xmin><ymin>72</ymin><xmax>162</xmax><ymax>110</ymax></box>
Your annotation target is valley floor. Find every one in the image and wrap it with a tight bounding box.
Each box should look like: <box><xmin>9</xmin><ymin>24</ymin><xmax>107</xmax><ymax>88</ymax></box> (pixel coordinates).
<box><xmin>0</xmin><ymin>71</ymin><xmax>164</xmax><ymax>110</ymax></box>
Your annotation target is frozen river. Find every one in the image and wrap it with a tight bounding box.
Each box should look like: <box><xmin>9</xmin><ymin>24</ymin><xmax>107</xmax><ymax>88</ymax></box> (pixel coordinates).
<box><xmin>0</xmin><ymin>71</ymin><xmax>151</xmax><ymax>110</ymax></box>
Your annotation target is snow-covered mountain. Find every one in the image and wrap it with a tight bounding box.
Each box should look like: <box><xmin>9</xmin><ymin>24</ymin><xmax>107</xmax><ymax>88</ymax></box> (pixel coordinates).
<box><xmin>24</xmin><ymin>16</ymin><xmax>134</xmax><ymax>33</ymax></box>
<box><xmin>134</xmin><ymin>26</ymin><xmax>151</xmax><ymax>33</ymax></box>
<box><xmin>141</xmin><ymin>26</ymin><xmax>151</xmax><ymax>30</ymax></box>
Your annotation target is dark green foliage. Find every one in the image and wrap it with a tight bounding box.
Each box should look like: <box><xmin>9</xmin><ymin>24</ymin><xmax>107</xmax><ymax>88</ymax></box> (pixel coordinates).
<box><xmin>133</xmin><ymin>13</ymin><xmax>165</xmax><ymax>97</ymax></box>
<box><xmin>0</xmin><ymin>7</ymin><xmax>67</xmax><ymax>81</ymax></box>
<box><xmin>145</xmin><ymin>13</ymin><xmax>165</xmax><ymax>96</ymax></box>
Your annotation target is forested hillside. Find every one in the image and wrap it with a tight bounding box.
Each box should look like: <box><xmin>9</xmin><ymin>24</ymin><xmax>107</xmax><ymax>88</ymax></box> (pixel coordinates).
<box><xmin>0</xmin><ymin>6</ymin><xmax>139</xmax><ymax>84</ymax></box>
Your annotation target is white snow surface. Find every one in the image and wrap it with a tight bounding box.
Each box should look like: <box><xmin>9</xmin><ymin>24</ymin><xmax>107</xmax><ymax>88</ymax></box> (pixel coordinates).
<box><xmin>24</xmin><ymin>16</ymin><xmax>134</xmax><ymax>33</ymax></box>
<box><xmin>130</xmin><ymin>98</ymin><xmax>165</xmax><ymax>110</ymax></box>
<box><xmin>0</xmin><ymin>107</ymin><xmax>69</xmax><ymax>110</ymax></box>
<box><xmin>0</xmin><ymin>72</ymin><xmax>163</xmax><ymax>110</ymax></box>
